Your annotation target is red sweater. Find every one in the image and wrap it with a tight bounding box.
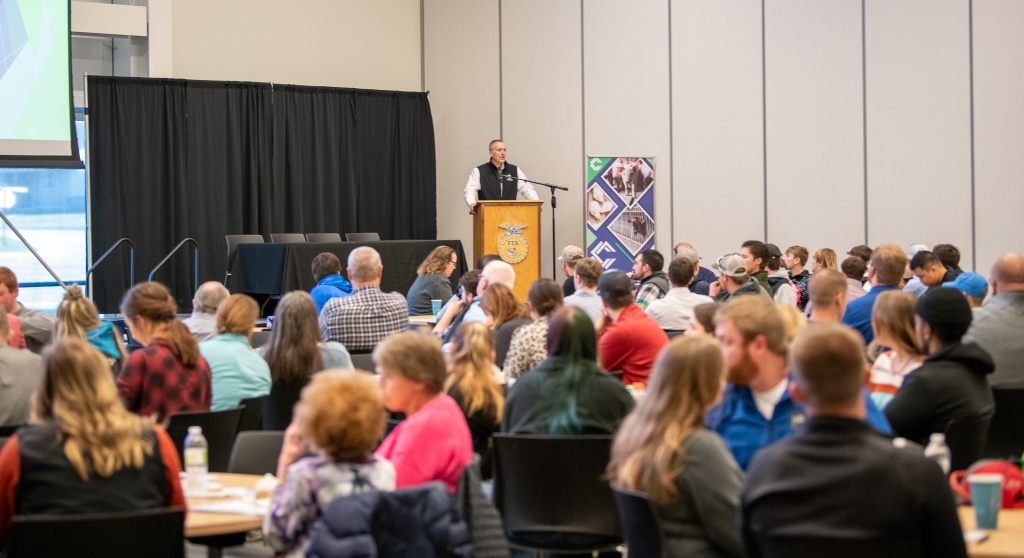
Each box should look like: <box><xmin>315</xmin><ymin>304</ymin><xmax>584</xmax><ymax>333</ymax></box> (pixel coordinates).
<box><xmin>598</xmin><ymin>303</ymin><xmax>670</xmax><ymax>386</ymax></box>
<box><xmin>0</xmin><ymin>426</ymin><xmax>186</xmax><ymax>548</ymax></box>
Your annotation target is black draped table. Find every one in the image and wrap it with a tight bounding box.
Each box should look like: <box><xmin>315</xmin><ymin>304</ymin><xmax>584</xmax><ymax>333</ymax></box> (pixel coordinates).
<box><xmin>226</xmin><ymin>240</ymin><xmax>469</xmax><ymax>297</ymax></box>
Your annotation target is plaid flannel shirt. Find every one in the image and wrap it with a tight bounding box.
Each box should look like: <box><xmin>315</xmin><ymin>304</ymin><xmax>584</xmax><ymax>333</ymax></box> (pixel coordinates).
<box><xmin>319</xmin><ymin>285</ymin><xmax>409</xmax><ymax>352</ymax></box>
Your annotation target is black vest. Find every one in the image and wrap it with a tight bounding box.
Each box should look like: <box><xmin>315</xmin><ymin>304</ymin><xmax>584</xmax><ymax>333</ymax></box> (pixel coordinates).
<box><xmin>477</xmin><ymin>162</ymin><xmax>519</xmax><ymax>201</ymax></box>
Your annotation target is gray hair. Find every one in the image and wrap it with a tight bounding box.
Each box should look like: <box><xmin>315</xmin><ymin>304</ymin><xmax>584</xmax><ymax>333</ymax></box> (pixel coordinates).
<box><xmin>482</xmin><ymin>260</ymin><xmax>516</xmax><ymax>289</ymax></box>
<box><xmin>194</xmin><ymin>281</ymin><xmax>230</xmax><ymax>315</ymax></box>
<box><xmin>348</xmin><ymin>247</ymin><xmax>383</xmax><ymax>283</ymax></box>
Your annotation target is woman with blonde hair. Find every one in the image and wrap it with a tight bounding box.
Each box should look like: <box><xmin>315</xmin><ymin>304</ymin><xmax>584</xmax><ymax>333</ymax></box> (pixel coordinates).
<box><xmin>446</xmin><ymin>322</ymin><xmax>504</xmax><ymax>478</ymax></box>
<box><xmin>406</xmin><ymin>246</ymin><xmax>458</xmax><ymax>316</ymax></box>
<box><xmin>0</xmin><ymin>339</ymin><xmax>185</xmax><ymax>547</ymax></box>
<box><xmin>776</xmin><ymin>303</ymin><xmax>807</xmax><ymax>343</ymax></box>
<box><xmin>264</xmin><ymin>370</ymin><xmax>395</xmax><ymax>557</ymax></box>
<box><xmin>811</xmin><ymin>248</ymin><xmax>838</xmax><ymax>272</ymax></box>
<box><xmin>480</xmin><ymin>283</ymin><xmax>529</xmax><ymax>368</ymax></box>
<box><xmin>199</xmin><ymin>294</ymin><xmax>271</xmax><ymax>411</ymax></box>
<box><xmin>867</xmin><ymin>290</ymin><xmax>925</xmax><ymax>409</ymax></box>
<box><xmin>118</xmin><ymin>282</ymin><xmax>211</xmax><ymax>423</ymax></box>
<box><xmin>608</xmin><ymin>335</ymin><xmax>742</xmax><ymax>558</ymax></box>
<box><xmin>54</xmin><ymin>285</ymin><xmax>127</xmax><ymax>374</ymax></box>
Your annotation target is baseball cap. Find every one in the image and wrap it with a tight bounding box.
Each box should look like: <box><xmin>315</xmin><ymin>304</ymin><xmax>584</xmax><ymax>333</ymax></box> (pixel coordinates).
<box><xmin>943</xmin><ymin>272</ymin><xmax>988</xmax><ymax>299</ymax></box>
<box><xmin>714</xmin><ymin>253</ymin><xmax>749</xmax><ymax>278</ymax></box>
<box><xmin>766</xmin><ymin>243</ymin><xmax>783</xmax><ymax>258</ymax></box>
<box><xmin>558</xmin><ymin>245</ymin><xmax>584</xmax><ymax>262</ymax></box>
<box><xmin>908</xmin><ymin>244</ymin><xmax>930</xmax><ymax>257</ymax></box>
<box><xmin>916</xmin><ymin>287</ymin><xmax>973</xmax><ymax>331</ymax></box>
<box><xmin>676</xmin><ymin>247</ymin><xmax>700</xmax><ymax>265</ymax></box>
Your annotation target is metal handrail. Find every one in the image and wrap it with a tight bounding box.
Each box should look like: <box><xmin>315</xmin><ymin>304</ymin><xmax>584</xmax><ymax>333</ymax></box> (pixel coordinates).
<box><xmin>85</xmin><ymin>238</ymin><xmax>134</xmax><ymax>297</ymax></box>
<box><xmin>0</xmin><ymin>209</ymin><xmax>66</xmax><ymax>290</ymax></box>
<box><xmin>148</xmin><ymin>238</ymin><xmax>199</xmax><ymax>295</ymax></box>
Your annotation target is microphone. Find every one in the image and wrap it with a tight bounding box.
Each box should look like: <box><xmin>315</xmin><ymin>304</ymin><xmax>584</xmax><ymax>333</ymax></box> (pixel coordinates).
<box><xmin>502</xmin><ymin>174</ymin><xmax>515</xmax><ymax>180</ymax></box>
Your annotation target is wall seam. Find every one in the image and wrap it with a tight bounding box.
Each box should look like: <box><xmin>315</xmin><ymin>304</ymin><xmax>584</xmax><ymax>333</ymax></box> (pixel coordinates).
<box><xmin>862</xmin><ymin>0</ymin><xmax>869</xmax><ymax>244</ymax></box>
<box><xmin>668</xmin><ymin>0</ymin><xmax>675</xmax><ymax>250</ymax></box>
<box><xmin>420</xmin><ymin>0</ymin><xmax>425</xmax><ymax>92</ymax></box>
<box><xmin>969</xmin><ymin>0</ymin><xmax>977</xmax><ymax>270</ymax></box>
<box><xmin>581</xmin><ymin>0</ymin><xmax>586</xmax><ymax>243</ymax></box>
<box><xmin>498</xmin><ymin>0</ymin><xmax>503</xmax><ymax>138</ymax></box>
<box><xmin>761</xmin><ymin>0</ymin><xmax>768</xmax><ymax>242</ymax></box>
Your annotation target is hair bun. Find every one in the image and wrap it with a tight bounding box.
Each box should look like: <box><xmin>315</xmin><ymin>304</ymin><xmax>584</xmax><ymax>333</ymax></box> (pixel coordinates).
<box><xmin>63</xmin><ymin>284</ymin><xmax>85</xmax><ymax>302</ymax></box>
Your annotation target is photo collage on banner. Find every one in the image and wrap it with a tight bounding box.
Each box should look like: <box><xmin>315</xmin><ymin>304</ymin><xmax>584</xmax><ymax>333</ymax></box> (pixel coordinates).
<box><xmin>585</xmin><ymin>157</ymin><xmax>655</xmax><ymax>272</ymax></box>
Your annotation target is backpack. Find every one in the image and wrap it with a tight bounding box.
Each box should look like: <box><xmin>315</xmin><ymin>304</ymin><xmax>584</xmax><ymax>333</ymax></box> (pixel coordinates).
<box><xmin>767</xmin><ymin>275</ymin><xmax>803</xmax><ymax>308</ymax></box>
<box><xmin>950</xmin><ymin>460</ymin><xmax>1024</xmax><ymax>509</ymax></box>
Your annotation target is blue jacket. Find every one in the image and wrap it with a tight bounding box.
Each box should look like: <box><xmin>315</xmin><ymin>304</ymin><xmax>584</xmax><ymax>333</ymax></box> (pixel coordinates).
<box><xmin>842</xmin><ymin>284</ymin><xmax>899</xmax><ymax>344</ymax></box>
<box><xmin>706</xmin><ymin>381</ymin><xmax>892</xmax><ymax>470</ymax></box>
<box><xmin>312</xmin><ymin>274</ymin><xmax>353</xmax><ymax>314</ymax></box>
<box><xmin>306</xmin><ymin>481</ymin><xmax>473</xmax><ymax>558</ymax></box>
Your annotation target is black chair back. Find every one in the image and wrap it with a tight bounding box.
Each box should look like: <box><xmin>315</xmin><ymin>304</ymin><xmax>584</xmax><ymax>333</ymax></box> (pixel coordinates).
<box><xmin>612</xmin><ymin>487</ymin><xmax>665</xmax><ymax>558</ymax></box>
<box><xmin>166</xmin><ymin>408</ymin><xmax>244</xmax><ymax>473</ymax></box>
<box><xmin>608</xmin><ymin>371</ymin><xmax>624</xmax><ymax>383</ymax></box>
<box><xmin>228</xmin><ymin>431</ymin><xmax>285</xmax><ymax>475</ymax></box>
<box><xmin>0</xmin><ymin>437</ymin><xmax>8</xmax><ymax>449</ymax></box>
<box><xmin>270</xmin><ymin>233</ymin><xmax>306</xmax><ymax>244</ymax></box>
<box><xmin>946</xmin><ymin>414</ymin><xmax>992</xmax><ymax>471</ymax></box>
<box><xmin>350</xmin><ymin>352</ymin><xmax>375</xmax><ymax>372</ymax></box>
<box><xmin>492</xmin><ymin>434</ymin><xmax>622</xmax><ymax>552</ymax></box>
<box><xmin>6</xmin><ymin>507</ymin><xmax>185</xmax><ymax>558</ymax></box>
<box><xmin>0</xmin><ymin>424</ymin><xmax>21</xmax><ymax>437</ymax></box>
<box><xmin>263</xmin><ymin>384</ymin><xmax>302</xmax><ymax>431</ymax></box>
<box><xmin>345</xmin><ymin>232</ymin><xmax>380</xmax><ymax>242</ymax></box>
<box><xmin>238</xmin><ymin>396</ymin><xmax>267</xmax><ymax>432</ymax></box>
<box><xmin>250</xmin><ymin>330</ymin><xmax>271</xmax><ymax>349</ymax></box>
<box><xmin>664</xmin><ymin>330</ymin><xmax>685</xmax><ymax>339</ymax></box>
<box><xmin>385</xmin><ymin>419</ymin><xmax>403</xmax><ymax>438</ymax></box>
<box><xmin>752</xmin><ymin>536</ymin><xmax>922</xmax><ymax>558</ymax></box>
<box><xmin>306</xmin><ymin>233</ymin><xmax>342</xmax><ymax>243</ymax></box>
<box><xmin>984</xmin><ymin>389</ymin><xmax>1024</xmax><ymax>459</ymax></box>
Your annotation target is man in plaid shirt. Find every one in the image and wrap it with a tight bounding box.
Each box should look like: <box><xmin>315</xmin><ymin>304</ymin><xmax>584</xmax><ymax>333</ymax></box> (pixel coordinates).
<box><xmin>319</xmin><ymin>247</ymin><xmax>409</xmax><ymax>352</ymax></box>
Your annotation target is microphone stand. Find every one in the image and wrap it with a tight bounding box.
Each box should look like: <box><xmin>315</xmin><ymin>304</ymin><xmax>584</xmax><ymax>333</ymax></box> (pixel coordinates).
<box><xmin>510</xmin><ymin>176</ymin><xmax>568</xmax><ymax>280</ymax></box>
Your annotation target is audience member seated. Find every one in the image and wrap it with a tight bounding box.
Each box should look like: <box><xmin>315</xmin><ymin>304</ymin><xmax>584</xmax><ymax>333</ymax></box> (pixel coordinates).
<box><xmin>503</xmin><ymin>279</ymin><xmax>564</xmax><ymax>380</ymax></box>
<box><xmin>54</xmin><ymin>285</ymin><xmax>127</xmax><ymax>375</ymax></box>
<box><xmin>783</xmin><ymin>246</ymin><xmax>811</xmax><ymax>311</ymax></box>
<box><xmin>807</xmin><ymin>269</ymin><xmax>848</xmax><ymax>323</ymax></box>
<box><xmin>199</xmin><ymin>294</ymin><xmax>271</xmax><ymax>411</ymax></box>
<box><xmin>741</xmin><ymin>241</ymin><xmax>772</xmax><ymax>294</ymax></box>
<box><xmin>764</xmin><ymin>244</ymin><xmax>798</xmax><ymax>306</ymax></box>
<box><xmin>406</xmin><ymin>246</ymin><xmax>457</xmax><ymax>316</ymax></box>
<box><xmin>646</xmin><ymin>256</ymin><xmax>713</xmax><ymax>331</ymax></box>
<box><xmin>933</xmin><ymin>243</ymin><xmax>964</xmax><ymax>280</ymax></box>
<box><xmin>558</xmin><ymin>245</ymin><xmax>585</xmax><ymax>297</ymax></box>
<box><xmin>374</xmin><ymin>332</ymin><xmax>472</xmax><ymax>492</ymax></box>
<box><xmin>5</xmin><ymin>314</ymin><xmax>25</xmax><ymax>350</ymax></box>
<box><xmin>633</xmin><ymin>249</ymin><xmax>669</xmax><ymax>310</ymax></box>
<box><xmin>609</xmin><ymin>335</ymin><xmax>743</xmax><ymax>558</ymax></box>
<box><xmin>181</xmin><ymin>281</ymin><xmax>230</xmax><ymax>343</ymax></box>
<box><xmin>563</xmin><ymin>257</ymin><xmax>605</xmax><ymax>323</ymax></box>
<box><xmin>0</xmin><ymin>266</ymin><xmax>55</xmax><ymax>353</ymax></box>
<box><xmin>710</xmin><ymin>254</ymin><xmax>769</xmax><ymax>302</ymax></box>
<box><xmin>885</xmin><ymin>288</ymin><xmax>995</xmax><ymax>445</ymax></box>
<box><xmin>902</xmin><ymin>243</ymin><xmax>932</xmax><ymax>297</ymax></box>
<box><xmin>480</xmin><ymin>283</ymin><xmax>529</xmax><ymax>369</ymax></box>
<box><xmin>0</xmin><ymin>307</ymin><xmax>42</xmax><ymax>427</ymax></box>
<box><xmin>847</xmin><ymin>244</ymin><xmax>873</xmax><ymax>265</ymax></box>
<box><xmin>841</xmin><ymin>256</ymin><xmax>868</xmax><ymax>302</ymax></box>
<box><xmin>911</xmin><ymin>250</ymin><xmax>956</xmax><ymax>292</ymax></box>
<box><xmin>811</xmin><ymin>247</ymin><xmax>838</xmax><ymax>272</ymax></box>
<box><xmin>674</xmin><ymin>247</ymin><xmax>711</xmax><ymax>296</ymax></box>
<box><xmin>320</xmin><ymin>247</ymin><xmax>408</xmax><ymax>353</ymax></box>
<box><xmin>867</xmin><ymin>291</ymin><xmax>924</xmax><ymax>409</ymax></box>
<box><xmin>435</xmin><ymin>253</ymin><xmax>500</xmax><ymax>320</ymax></box>
<box><xmin>685</xmin><ymin>302</ymin><xmax>720</xmax><ymax>337</ymax></box>
<box><xmin>503</xmin><ymin>306</ymin><xmax>634</xmax><ymax>434</ymax></box>
<box><xmin>597</xmin><ymin>271</ymin><xmax>669</xmax><ymax>386</ymax></box>
<box><xmin>965</xmin><ymin>254</ymin><xmax>1024</xmax><ymax>389</ymax></box>
<box><xmin>707</xmin><ymin>296</ymin><xmax>890</xmax><ymax>470</ymax></box>
<box><xmin>433</xmin><ymin>270</ymin><xmax>480</xmax><ymax>340</ymax></box>
<box><xmin>462</xmin><ymin>260</ymin><xmax>516</xmax><ymax>324</ymax></box>
<box><xmin>741</xmin><ymin>323</ymin><xmax>967</xmax><ymax>558</ymax></box>
<box><xmin>260</xmin><ymin>292</ymin><xmax>353</xmax><ymax>430</ymax></box>
<box><xmin>842</xmin><ymin>243</ymin><xmax>908</xmax><ymax>344</ymax></box>
<box><xmin>309</xmin><ymin>252</ymin><xmax>352</xmax><ymax>314</ymax></box>
<box><xmin>0</xmin><ymin>339</ymin><xmax>185</xmax><ymax>548</ymax></box>
<box><xmin>445</xmin><ymin>322</ymin><xmax>504</xmax><ymax>479</ymax></box>
<box><xmin>674</xmin><ymin>242</ymin><xmax>718</xmax><ymax>285</ymax></box>
<box><xmin>776</xmin><ymin>304</ymin><xmax>807</xmax><ymax>344</ymax></box>
<box><xmin>118</xmin><ymin>282</ymin><xmax>212</xmax><ymax>423</ymax></box>
<box><xmin>264</xmin><ymin>370</ymin><xmax>394</xmax><ymax>558</ymax></box>
<box><xmin>944</xmin><ymin>271</ymin><xmax>988</xmax><ymax>309</ymax></box>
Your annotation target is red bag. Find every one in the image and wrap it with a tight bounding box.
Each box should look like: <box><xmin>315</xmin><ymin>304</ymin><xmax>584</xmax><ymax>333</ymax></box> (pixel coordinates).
<box><xmin>950</xmin><ymin>460</ymin><xmax>1024</xmax><ymax>509</ymax></box>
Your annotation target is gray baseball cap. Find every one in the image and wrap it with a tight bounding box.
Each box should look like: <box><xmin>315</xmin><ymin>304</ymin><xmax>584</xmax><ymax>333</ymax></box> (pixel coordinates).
<box><xmin>714</xmin><ymin>253</ymin><xmax>750</xmax><ymax>279</ymax></box>
<box><xmin>676</xmin><ymin>248</ymin><xmax>700</xmax><ymax>265</ymax></box>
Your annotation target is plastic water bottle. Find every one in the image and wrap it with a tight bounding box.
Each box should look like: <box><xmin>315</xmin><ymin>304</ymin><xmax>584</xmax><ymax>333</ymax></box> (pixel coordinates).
<box><xmin>184</xmin><ymin>426</ymin><xmax>209</xmax><ymax>493</ymax></box>
<box><xmin>924</xmin><ymin>433</ymin><xmax>952</xmax><ymax>475</ymax></box>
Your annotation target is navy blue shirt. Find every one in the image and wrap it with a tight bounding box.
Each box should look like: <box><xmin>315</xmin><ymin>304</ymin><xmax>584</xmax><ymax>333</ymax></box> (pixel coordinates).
<box><xmin>841</xmin><ymin>284</ymin><xmax>899</xmax><ymax>344</ymax></box>
<box><xmin>696</xmin><ymin>266</ymin><xmax>718</xmax><ymax>285</ymax></box>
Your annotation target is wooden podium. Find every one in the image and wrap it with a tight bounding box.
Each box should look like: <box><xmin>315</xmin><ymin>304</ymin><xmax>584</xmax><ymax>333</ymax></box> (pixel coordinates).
<box><xmin>473</xmin><ymin>200</ymin><xmax>543</xmax><ymax>301</ymax></box>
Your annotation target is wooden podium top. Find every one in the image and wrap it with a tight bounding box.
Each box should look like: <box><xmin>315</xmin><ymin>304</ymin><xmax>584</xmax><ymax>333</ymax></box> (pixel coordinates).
<box><xmin>474</xmin><ymin>200</ymin><xmax>544</xmax><ymax>206</ymax></box>
<box><xmin>472</xmin><ymin>200</ymin><xmax>543</xmax><ymax>300</ymax></box>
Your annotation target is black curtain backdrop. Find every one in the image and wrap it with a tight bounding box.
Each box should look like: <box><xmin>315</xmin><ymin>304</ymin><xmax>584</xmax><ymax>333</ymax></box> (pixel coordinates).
<box><xmin>87</xmin><ymin>76</ymin><xmax>436</xmax><ymax>313</ymax></box>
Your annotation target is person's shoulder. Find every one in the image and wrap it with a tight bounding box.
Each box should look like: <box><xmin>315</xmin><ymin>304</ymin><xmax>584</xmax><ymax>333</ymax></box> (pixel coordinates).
<box><xmin>685</xmin><ymin>428</ymin><xmax>732</xmax><ymax>455</ymax></box>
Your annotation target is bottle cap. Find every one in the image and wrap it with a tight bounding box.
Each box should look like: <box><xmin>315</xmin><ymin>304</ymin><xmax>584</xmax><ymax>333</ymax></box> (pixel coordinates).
<box><xmin>188</xmin><ymin>426</ymin><xmax>202</xmax><ymax>434</ymax></box>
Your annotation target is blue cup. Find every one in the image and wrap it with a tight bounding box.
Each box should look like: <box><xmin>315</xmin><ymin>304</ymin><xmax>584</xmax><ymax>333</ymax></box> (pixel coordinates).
<box><xmin>431</xmin><ymin>299</ymin><xmax>443</xmax><ymax>317</ymax></box>
<box><xmin>969</xmin><ymin>473</ymin><xmax>1004</xmax><ymax>530</ymax></box>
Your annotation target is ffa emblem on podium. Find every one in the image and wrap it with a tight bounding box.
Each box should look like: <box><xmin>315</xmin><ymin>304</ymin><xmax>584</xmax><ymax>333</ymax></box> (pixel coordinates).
<box><xmin>497</xmin><ymin>224</ymin><xmax>529</xmax><ymax>264</ymax></box>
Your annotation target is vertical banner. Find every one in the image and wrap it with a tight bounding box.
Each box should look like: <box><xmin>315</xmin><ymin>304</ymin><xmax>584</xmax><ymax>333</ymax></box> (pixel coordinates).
<box><xmin>585</xmin><ymin>157</ymin><xmax>655</xmax><ymax>271</ymax></box>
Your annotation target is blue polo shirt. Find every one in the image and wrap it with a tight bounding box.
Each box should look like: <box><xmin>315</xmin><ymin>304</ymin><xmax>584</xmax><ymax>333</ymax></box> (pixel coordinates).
<box><xmin>842</xmin><ymin>284</ymin><xmax>900</xmax><ymax>344</ymax></box>
<box><xmin>706</xmin><ymin>381</ymin><xmax>892</xmax><ymax>470</ymax></box>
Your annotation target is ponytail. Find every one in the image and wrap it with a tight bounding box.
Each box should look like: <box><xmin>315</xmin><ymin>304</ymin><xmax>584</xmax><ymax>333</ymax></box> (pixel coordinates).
<box><xmin>166</xmin><ymin>320</ymin><xmax>200</xmax><ymax>367</ymax></box>
<box><xmin>121</xmin><ymin>281</ymin><xmax>200</xmax><ymax>367</ymax></box>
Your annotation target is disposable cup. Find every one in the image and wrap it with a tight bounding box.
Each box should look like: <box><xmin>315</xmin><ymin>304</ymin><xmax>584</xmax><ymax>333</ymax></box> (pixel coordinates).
<box><xmin>431</xmin><ymin>299</ymin><xmax>443</xmax><ymax>317</ymax></box>
<box><xmin>969</xmin><ymin>473</ymin><xmax>1004</xmax><ymax>530</ymax></box>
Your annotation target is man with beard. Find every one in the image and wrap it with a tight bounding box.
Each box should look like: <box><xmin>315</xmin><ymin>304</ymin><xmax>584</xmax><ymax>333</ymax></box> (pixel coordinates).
<box><xmin>705</xmin><ymin>296</ymin><xmax>892</xmax><ymax>469</ymax></box>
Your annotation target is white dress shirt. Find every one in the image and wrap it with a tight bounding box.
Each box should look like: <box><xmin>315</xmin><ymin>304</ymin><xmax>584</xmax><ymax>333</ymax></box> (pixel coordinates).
<box><xmin>464</xmin><ymin>164</ymin><xmax>539</xmax><ymax>206</ymax></box>
<box><xmin>644</xmin><ymin>286</ymin><xmax>713</xmax><ymax>331</ymax></box>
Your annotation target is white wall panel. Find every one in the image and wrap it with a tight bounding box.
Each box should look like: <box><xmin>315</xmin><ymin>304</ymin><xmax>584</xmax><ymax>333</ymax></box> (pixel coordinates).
<box><xmin>973</xmin><ymin>0</ymin><xmax>1024</xmax><ymax>275</ymax></box>
<box><xmin>425</xmin><ymin>0</ymin><xmax>501</xmax><ymax>259</ymax></box>
<box><xmin>583</xmin><ymin>0</ymin><xmax>672</xmax><ymax>261</ymax></box>
<box><xmin>673</xmin><ymin>0</ymin><xmax>763</xmax><ymax>263</ymax></box>
<box><xmin>502</xmin><ymin>0</ymin><xmax>584</xmax><ymax>279</ymax></box>
<box><xmin>765</xmin><ymin>0</ymin><xmax>864</xmax><ymax>257</ymax></box>
<box><xmin>865</xmin><ymin>0</ymin><xmax>972</xmax><ymax>266</ymax></box>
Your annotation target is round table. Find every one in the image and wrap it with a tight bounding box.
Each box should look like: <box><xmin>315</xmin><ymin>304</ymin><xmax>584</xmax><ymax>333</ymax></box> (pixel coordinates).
<box><xmin>960</xmin><ymin>506</ymin><xmax>1024</xmax><ymax>557</ymax></box>
<box><xmin>185</xmin><ymin>473</ymin><xmax>272</xmax><ymax>558</ymax></box>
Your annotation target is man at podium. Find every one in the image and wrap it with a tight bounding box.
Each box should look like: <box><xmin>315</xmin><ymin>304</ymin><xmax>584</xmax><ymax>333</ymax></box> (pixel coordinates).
<box><xmin>464</xmin><ymin>140</ymin><xmax>539</xmax><ymax>214</ymax></box>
